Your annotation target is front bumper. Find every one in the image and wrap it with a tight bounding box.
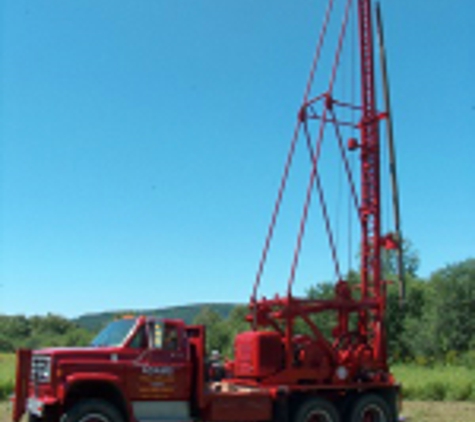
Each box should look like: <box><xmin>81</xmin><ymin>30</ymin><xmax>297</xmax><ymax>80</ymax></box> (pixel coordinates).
<box><xmin>27</xmin><ymin>397</ymin><xmax>44</xmax><ymax>417</ymax></box>
<box><xmin>27</xmin><ymin>396</ymin><xmax>59</xmax><ymax>418</ymax></box>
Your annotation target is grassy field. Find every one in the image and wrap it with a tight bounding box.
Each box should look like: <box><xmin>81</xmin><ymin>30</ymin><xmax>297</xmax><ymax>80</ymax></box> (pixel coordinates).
<box><xmin>0</xmin><ymin>355</ymin><xmax>14</xmax><ymax>401</ymax></box>
<box><xmin>393</xmin><ymin>363</ymin><xmax>475</xmax><ymax>401</ymax></box>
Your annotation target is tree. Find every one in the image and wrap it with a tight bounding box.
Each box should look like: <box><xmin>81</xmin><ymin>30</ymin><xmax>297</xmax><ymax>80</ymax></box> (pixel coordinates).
<box><xmin>221</xmin><ymin>305</ymin><xmax>250</xmax><ymax>357</ymax></box>
<box><xmin>193</xmin><ymin>306</ymin><xmax>230</xmax><ymax>354</ymax></box>
<box><xmin>376</xmin><ymin>239</ymin><xmax>424</xmax><ymax>360</ymax></box>
<box><xmin>0</xmin><ymin>334</ymin><xmax>14</xmax><ymax>353</ymax></box>
<box><xmin>382</xmin><ymin>238</ymin><xmax>420</xmax><ymax>280</ymax></box>
<box><xmin>0</xmin><ymin>314</ymin><xmax>93</xmax><ymax>351</ymax></box>
<box><xmin>303</xmin><ymin>282</ymin><xmax>336</xmax><ymax>338</ymax></box>
<box><xmin>386</xmin><ymin>276</ymin><xmax>429</xmax><ymax>359</ymax></box>
<box><xmin>425</xmin><ymin>258</ymin><xmax>475</xmax><ymax>356</ymax></box>
<box><xmin>193</xmin><ymin>306</ymin><xmax>222</xmax><ymax>327</ymax></box>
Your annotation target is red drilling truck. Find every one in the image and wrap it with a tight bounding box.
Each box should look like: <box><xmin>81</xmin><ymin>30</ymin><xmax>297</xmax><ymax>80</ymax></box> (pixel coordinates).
<box><xmin>14</xmin><ymin>311</ymin><xmax>400</xmax><ymax>422</ymax></box>
<box><xmin>13</xmin><ymin>1</ymin><xmax>404</xmax><ymax>421</ymax></box>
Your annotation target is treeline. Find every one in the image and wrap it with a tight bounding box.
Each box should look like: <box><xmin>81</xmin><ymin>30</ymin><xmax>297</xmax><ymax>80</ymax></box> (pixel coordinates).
<box><xmin>193</xmin><ymin>256</ymin><xmax>475</xmax><ymax>366</ymax></box>
<box><xmin>1</xmin><ymin>256</ymin><xmax>474</xmax><ymax>367</ymax></box>
<box><xmin>75</xmin><ymin>303</ymin><xmax>236</xmax><ymax>333</ymax></box>
<box><xmin>0</xmin><ymin>314</ymin><xmax>92</xmax><ymax>352</ymax></box>
<box><xmin>385</xmin><ymin>257</ymin><xmax>475</xmax><ymax>364</ymax></box>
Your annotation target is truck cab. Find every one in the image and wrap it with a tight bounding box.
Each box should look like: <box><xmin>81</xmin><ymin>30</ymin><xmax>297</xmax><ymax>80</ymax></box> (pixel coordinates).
<box><xmin>14</xmin><ymin>316</ymin><xmax>199</xmax><ymax>422</ymax></box>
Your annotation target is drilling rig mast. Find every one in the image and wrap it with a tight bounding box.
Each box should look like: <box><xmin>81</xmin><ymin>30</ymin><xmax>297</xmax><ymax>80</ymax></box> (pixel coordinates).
<box><xmin>249</xmin><ymin>0</ymin><xmax>402</xmax><ymax>389</ymax></box>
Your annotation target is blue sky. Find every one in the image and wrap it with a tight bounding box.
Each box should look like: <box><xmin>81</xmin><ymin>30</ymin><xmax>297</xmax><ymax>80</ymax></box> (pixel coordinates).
<box><xmin>1</xmin><ymin>0</ymin><xmax>474</xmax><ymax>317</ymax></box>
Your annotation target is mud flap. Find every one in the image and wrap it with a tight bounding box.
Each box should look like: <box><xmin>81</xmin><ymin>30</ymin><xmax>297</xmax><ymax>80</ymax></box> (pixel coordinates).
<box><xmin>13</xmin><ymin>349</ymin><xmax>32</xmax><ymax>422</ymax></box>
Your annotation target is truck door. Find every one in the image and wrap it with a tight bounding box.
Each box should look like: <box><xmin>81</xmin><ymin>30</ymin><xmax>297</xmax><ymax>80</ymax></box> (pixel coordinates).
<box><xmin>127</xmin><ymin>320</ymin><xmax>191</xmax><ymax>421</ymax></box>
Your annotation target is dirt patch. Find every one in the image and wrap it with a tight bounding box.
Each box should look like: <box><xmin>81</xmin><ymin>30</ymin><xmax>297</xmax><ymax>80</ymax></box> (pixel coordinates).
<box><xmin>402</xmin><ymin>401</ymin><xmax>475</xmax><ymax>422</ymax></box>
<box><xmin>0</xmin><ymin>401</ymin><xmax>10</xmax><ymax>422</ymax></box>
<box><xmin>0</xmin><ymin>401</ymin><xmax>26</xmax><ymax>422</ymax></box>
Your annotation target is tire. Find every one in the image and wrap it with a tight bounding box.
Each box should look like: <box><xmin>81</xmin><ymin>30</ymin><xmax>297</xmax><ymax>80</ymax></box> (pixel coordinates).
<box><xmin>349</xmin><ymin>394</ymin><xmax>394</xmax><ymax>422</ymax></box>
<box><xmin>294</xmin><ymin>398</ymin><xmax>340</xmax><ymax>422</ymax></box>
<box><xmin>62</xmin><ymin>399</ymin><xmax>124</xmax><ymax>422</ymax></box>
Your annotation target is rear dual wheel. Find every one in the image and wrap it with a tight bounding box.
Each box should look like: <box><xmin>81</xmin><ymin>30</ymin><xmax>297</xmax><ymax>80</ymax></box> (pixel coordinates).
<box><xmin>295</xmin><ymin>398</ymin><xmax>340</xmax><ymax>422</ymax></box>
<box><xmin>294</xmin><ymin>393</ymin><xmax>395</xmax><ymax>422</ymax></box>
<box><xmin>349</xmin><ymin>394</ymin><xmax>394</xmax><ymax>422</ymax></box>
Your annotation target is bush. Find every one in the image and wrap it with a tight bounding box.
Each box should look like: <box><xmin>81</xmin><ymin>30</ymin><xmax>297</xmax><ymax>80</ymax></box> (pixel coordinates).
<box><xmin>401</xmin><ymin>383</ymin><xmax>422</xmax><ymax>401</ymax></box>
<box><xmin>460</xmin><ymin>350</ymin><xmax>475</xmax><ymax>370</ymax></box>
<box><xmin>0</xmin><ymin>335</ymin><xmax>14</xmax><ymax>353</ymax></box>
<box><xmin>446</xmin><ymin>382</ymin><xmax>473</xmax><ymax>401</ymax></box>
<box><xmin>420</xmin><ymin>381</ymin><xmax>446</xmax><ymax>401</ymax></box>
<box><xmin>0</xmin><ymin>379</ymin><xmax>14</xmax><ymax>401</ymax></box>
<box><xmin>445</xmin><ymin>350</ymin><xmax>458</xmax><ymax>366</ymax></box>
<box><xmin>414</xmin><ymin>355</ymin><xmax>430</xmax><ymax>367</ymax></box>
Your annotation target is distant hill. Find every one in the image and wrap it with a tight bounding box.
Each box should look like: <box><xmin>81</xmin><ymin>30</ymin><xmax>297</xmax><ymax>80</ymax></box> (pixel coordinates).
<box><xmin>74</xmin><ymin>303</ymin><xmax>239</xmax><ymax>333</ymax></box>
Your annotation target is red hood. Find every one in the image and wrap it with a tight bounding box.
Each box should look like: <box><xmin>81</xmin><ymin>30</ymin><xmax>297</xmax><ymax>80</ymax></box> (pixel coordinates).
<box><xmin>35</xmin><ymin>346</ymin><xmax>121</xmax><ymax>355</ymax></box>
<box><xmin>33</xmin><ymin>346</ymin><xmax>131</xmax><ymax>362</ymax></box>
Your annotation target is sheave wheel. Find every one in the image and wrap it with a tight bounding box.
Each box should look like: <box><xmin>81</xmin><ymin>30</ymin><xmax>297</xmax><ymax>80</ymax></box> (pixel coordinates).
<box><xmin>62</xmin><ymin>399</ymin><xmax>124</xmax><ymax>422</ymax></box>
<box><xmin>349</xmin><ymin>394</ymin><xmax>394</xmax><ymax>422</ymax></box>
<box><xmin>295</xmin><ymin>398</ymin><xmax>340</xmax><ymax>422</ymax></box>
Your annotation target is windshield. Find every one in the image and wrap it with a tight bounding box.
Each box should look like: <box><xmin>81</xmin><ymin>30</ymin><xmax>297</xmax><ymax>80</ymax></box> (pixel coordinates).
<box><xmin>91</xmin><ymin>318</ymin><xmax>137</xmax><ymax>347</ymax></box>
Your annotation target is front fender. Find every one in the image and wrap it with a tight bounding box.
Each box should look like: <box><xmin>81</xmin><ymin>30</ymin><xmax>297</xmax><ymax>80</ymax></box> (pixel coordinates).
<box><xmin>65</xmin><ymin>372</ymin><xmax>122</xmax><ymax>388</ymax></box>
<box><xmin>63</xmin><ymin>373</ymin><xmax>131</xmax><ymax>421</ymax></box>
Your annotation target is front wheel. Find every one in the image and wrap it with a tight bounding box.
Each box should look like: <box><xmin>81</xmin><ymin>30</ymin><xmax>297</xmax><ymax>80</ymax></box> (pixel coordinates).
<box><xmin>62</xmin><ymin>399</ymin><xmax>124</xmax><ymax>422</ymax></box>
<box><xmin>294</xmin><ymin>398</ymin><xmax>340</xmax><ymax>422</ymax></box>
<box><xmin>349</xmin><ymin>394</ymin><xmax>394</xmax><ymax>422</ymax></box>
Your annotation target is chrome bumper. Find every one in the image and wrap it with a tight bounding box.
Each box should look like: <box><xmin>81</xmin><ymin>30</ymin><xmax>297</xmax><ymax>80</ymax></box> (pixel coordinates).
<box><xmin>27</xmin><ymin>397</ymin><xmax>45</xmax><ymax>417</ymax></box>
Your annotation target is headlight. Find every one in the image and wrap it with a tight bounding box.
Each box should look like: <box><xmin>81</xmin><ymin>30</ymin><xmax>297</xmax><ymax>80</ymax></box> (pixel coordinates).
<box><xmin>31</xmin><ymin>355</ymin><xmax>52</xmax><ymax>383</ymax></box>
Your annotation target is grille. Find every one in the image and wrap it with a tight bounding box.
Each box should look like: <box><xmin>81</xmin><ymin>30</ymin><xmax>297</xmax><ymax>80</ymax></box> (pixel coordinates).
<box><xmin>31</xmin><ymin>355</ymin><xmax>51</xmax><ymax>383</ymax></box>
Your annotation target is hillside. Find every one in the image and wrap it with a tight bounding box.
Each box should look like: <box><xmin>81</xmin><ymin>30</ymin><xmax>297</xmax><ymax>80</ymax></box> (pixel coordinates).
<box><xmin>74</xmin><ymin>303</ymin><xmax>239</xmax><ymax>333</ymax></box>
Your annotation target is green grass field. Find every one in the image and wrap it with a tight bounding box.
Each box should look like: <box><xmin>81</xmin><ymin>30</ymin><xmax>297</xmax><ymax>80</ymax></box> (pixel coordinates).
<box><xmin>393</xmin><ymin>363</ymin><xmax>475</xmax><ymax>401</ymax></box>
<box><xmin>0</xmin><ymin>355</ymin><xmax>15</xmax><ymax>401</ymax></box>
